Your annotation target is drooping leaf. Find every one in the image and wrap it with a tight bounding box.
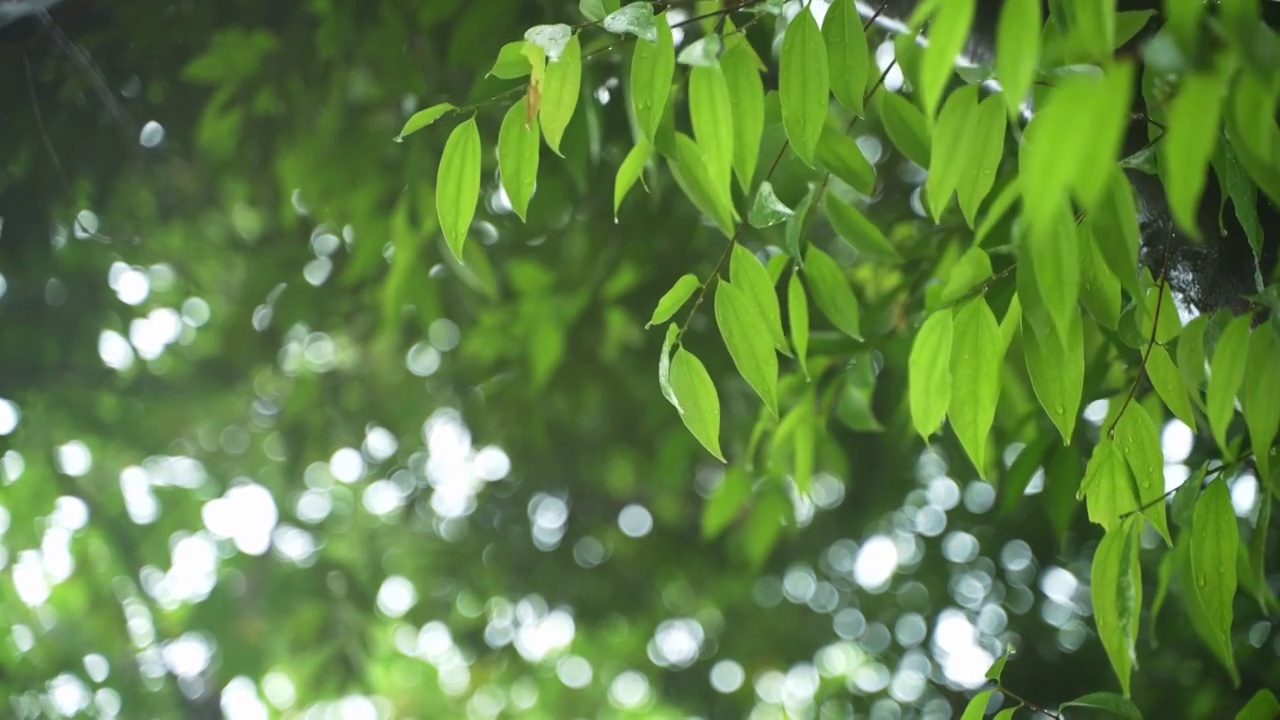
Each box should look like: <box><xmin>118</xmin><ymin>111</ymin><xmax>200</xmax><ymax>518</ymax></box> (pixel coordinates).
<box><xmin>669</xmin><ymin>133</ymin><xmax>737</xmax><ymax>236</ymax></box>
<box><xmin>669</xmin><ymin>347</ymin><xmax>725</xmax><ymax>461</ymax></box>
<box><xmin>498</xmin><ymin>98</ymin><xmax>540</xmax><ymax>221</ymax></box>
<box><xmin>1172</xmin><ymin>464</ymin><xmax>1205</xmax><ymax>529</ymax></box>
<box><xmin>996</xmin><ymin>0</ymin><xmax>1042</xmax><ymax>117</ymax></box>
<box><xmin>702</xmin><ymin>466</ymin><xmax>751</xmax><ymax>540</ymax></box>
<box><xmin>1242</xmin><ymin>325</ymin><xmax>1280</xmax><ymax>478</ymax></box>
<box><xmin>779</xmin><ymin>4</ymin><xmax>829</xmax><ymax>165</ymax></box>
<box><xmin>816</xmin><ymin>125</ymin><xmax>876</xmax><ymax>194</ymax></box>
<box><xmin>909</xmin><ymin>310</ymin><xmax>954</xmax><ymax>439</ymax></box>
<box><xmin>802</xmin><ymin>245</ymin><xmax>861</xmax><ymax>339</ymax></box>
<box><xmin>1113</xmin><ymin>403</ymin><xmax>1173</xmax><ymax>546</ymax></box>
<box><xmin>1162</xmin><ymin>73</ymin><xmax>1225</xmax><ymax>240</ymax></box>
<box><xmin>1021</xmin><ymin>309</ymin><xmax>1083</xmax><ymax>444</ymax></box>
<box><xmin>436</xmin><ymin>117</ymin><xmax>482</xmax><ymax>263</ymax></box>
<box><xmin>647</xmin><ymin>274</ymin><xmax>700</xmax><ymax>328</ymax></box>
<box><xmin>823</xmin><ymin>0</ymin><xmax>870</xmax><ymax>116</ymax></box>
<box><xmin>723</xmin><ymin>39</ymin><xmax>766</xmax><ymax>192</ymax></box>
<box><xmin>984</xmin><ymin>647</ymin><xmax>1013</xmax><ymax>682</ymax></box>
<box><xmin>603</xmin><ymin>1</ymin><xmax>657</xmax><ymax>42</ymax></box>
<box><xmin>949</xmin><ymin>298</ymin><xmax>1002</xmax><ymax>476</ymax></box>
<box><xmin>1091</xmin><ymin>515</ymin><xmax>1142</xmax><ymax>697</ymax></box>
<box><xmin>689</xmin><ymin>64</ymin><xmax>735</xmax><ymax>189</ymax></box>
<box><xmin>1060</xmin><ymin>691</ymin><xmax>1144</xmax><ymax>719</ymax></box>
<box><xmin>395</xmin><ymin>102</ymin><xmax>456</xmax><ymax>141</ymax></box>
<box><xmin>614</xmin><ymin>140</ymin><xmax>654</xmax><ymax>219</ymax></box>
<box><xmin>1206</xmin><ymin>314</ymin><xmax>1252</xmax><ymax>454</ymax></box>
<box><xmin>729</xmin><ymin>244</ymin><xmax>788</xmax><ymax>354</ymax></box>
<box><xmin>1145</xmin><ymin>345</ymin><xmax>1197</xmax><ymax>431</ymax></box>
<box><xmin>915</xmin><ymin>0</ymin><xmax>975</xmax><ymax>122</ymax></box>
<box><xmin>1190</xmin><ymin>478</ymin><xmax>1240</xmax><ymax>683</ymax></box>
<box><xmin>788</xmin><ymin>273</ymin><xmax>810</xmax><ymax>380</ymax></box>
<box><xmin>1023</xmin><ymin>205</ymin><xmax>1081</xmax><ymax>341</ymax></box>
<box><xmin>715</xmin><ymin>281</ymin><xmax>779</xmax><ymax>418</ymax></box>
<box><xmin>540</xmin><ymin>33</ymin><xmax>581</xmax><ymax>155</ymax></box>
<box><xmin>878</xmin><ymin>89</ymin><xmax>932</xmax><ymax>167</ymax></box>
<box><xmin>927</xmin><ymin>86</ymin><xmax>1007</xmax><ymax>226</ymax></box>
<box><xmin>1079</xmin><ymin>220</ymin><xmax>1123</xmax><ymax>329</ymax></box>
<box><xmin>824</xmin><ymin>194</ymin><xmax>901</xmax><ymax>263</ymax></box>
<box><xmin>957</xmin><ymin>95</ymin><xmax>1008</xmax><ymax>227</ymax></box>
<box><xmin>631</xmin><ymin>12</ymin><xmax>675</xmax><ymax>144</ymax></box>
<box><xmin>784</xmin><ymin>184</ymin><xmax>817</xmax><ymax>262</ymax></box>
<box><xmin>1081</xmin><ymin>440</ymin><xmax>1140</xmax><ymax>531</ymax></box>
<box><xmin>1090</xmin><ymin>169</ymin><xmax>1144</xmax><ymax>300</ymax></box>
<box><xmin>748</xmin><ymin>181</ymin><xmax>795</xmax><ymax>229</ymax></box>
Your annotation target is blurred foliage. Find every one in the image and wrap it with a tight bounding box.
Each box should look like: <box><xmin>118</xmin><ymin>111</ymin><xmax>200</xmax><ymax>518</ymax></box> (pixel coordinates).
<box><xmin>0</xmin><ymin>0</ymin><xmax>1278</xmax><ymax>719</ymax></box>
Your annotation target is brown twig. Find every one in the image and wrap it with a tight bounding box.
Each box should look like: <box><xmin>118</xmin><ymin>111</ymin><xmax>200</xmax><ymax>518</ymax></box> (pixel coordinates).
<box><xmin>998</xmin><ymin>686</ymin><xmax>1061</xmax><ymax>719</ymax></box>
<box><xmin>1107</xmin><ymin>225</ymin><xmax>1176</xmax><ymax>438</ymax></box>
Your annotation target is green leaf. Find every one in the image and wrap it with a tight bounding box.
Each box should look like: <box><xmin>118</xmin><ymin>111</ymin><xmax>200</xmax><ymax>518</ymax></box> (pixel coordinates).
<box><xmin>949</xmin><ymin>298</ymin><xmax>1002</xmax><ymax>476</ymax></box>
<box><xmin>677</xmin><ymin>34</ymin><xmax>722</xmax><ymax>68</ymax></box>
<box><xmin>915</xmin><ymin>0</ymin><xmax>975</xmax><ymax>122</ymax></box>
<box><xmin>788</xmin><ymin>273</ymin><xmax>810</xmax><ymax>380</ymax></box>
<box><xmin>1140</xmin><ymin>278</ymin><xmax>1182</xmax><ymax>345</ymax></box>
<box><xmin>1242</xmin><ymin>325</ymin><xmax>1280</xmax><ymax>477</ymax></box>
<box><xmin>960</xmin><ymin>689</ymin><xmax>994</xmax><ymax>720</ymax></box>
<box><xmin>957</xmin><ymin>95</ymin><xmax>1008</xmax><ymax>227</ymax></box>
<box><xmin>630</xmin><ymin>12</ymin><xmax>674</xmax><ymax>144</ymax></box>
<box><xmin>1236</xmin><ymin>689</ymin><xmax>1280</xmax><ymax>720</ymax></box>
<box><xmin>927</xmin><ymin>87</ymin><xmax>1007</xmax><ymax>226</ymax></box>
<box><xmin>784</xmin><ymin>184</ymin><xmax>817</xmax><ymax>262</ymax></box>
<box><xmin>729</xmin><ymin>244</ymin><xmax>788</xmax><ymax>355</ymax></box>
<box><xmin>878</xmin><ymin>90</ymin><xmax>931</xmax><ymax>167</ymax></box>
<box><xmin>941</xmin><ymin>246</ymin><xmax>992</xmax><ymax>305</ymax></box>
<box><xmin>669</xmin><ymin>133</ymin><xmax>737</xmax><ymax>236</ymax></box>
<box><xmin>614</xmin><ymin>140</ymin><xmax>654</xmax><ymax>220</ymax></box>
<box><xmin>1178</xmin><ymin>314</ymin><xmax>1208</xmax><ymax>398</ymax></box>
<box><xmin>579</xmin><ymin>0</ymin><xmax>608</xmax><ymax>22</ymax></box>
<box><xmin>1023</xmin><ymin>206</ymin><xmax>1081</xmax><ymax>341</ymax></box>
<box><xmin>779</xmin><ymin>5</ymin><xmax>829</xmax><ymax>165</ymax></box>
<box><xmin>487</xmin><ymin>41</ymin><xmax>534</xmax><ymax>79</ymax></box>
<box><xmin>1213</xmin><ymin>142</ymin><xmax>1265</xmax><ymax>282</ymax></box>
<box><xmin>524</xmin><ymin>24</ymin><xmax>572</xmax><ymax>61</ymax></box>
<box><xmin>702</xmin><ymin>466</ymin><xmax>751</xmax><ymax>540</ymax></box>
<box><xmin>716</xmin><ymin>280</ymin><xmax>779</xmax><ymax>417</ymax></box>
<box><xmin>824</xmin><ymin>194</ymin><xmax>901</xmax><ymax>264</ymax></box>
<box><xmin>1114</xmin><ymin>10</ymin><xmax>1155</xmax><ymax>47</ymax></box>
<box><xmin>659</xmin><ymin>322</ymin><xmax>680</xmax><ymax>409</ymax></box>
<box><xmin>1206</xmin><ymin>314</ymin><xmax>1252</xmax><ymax>454</ymax></box>
<box><xmin>802</xmin><ymin>245</ymin><xmax>861</xmax><ymax>339</ymax></box>
<box><xmin>1247</xmin><ymin>485</ymin><xmax>1275</xmax><ymax>614</ymax></box>
<box><xmin>744</xmin><ymin>485</ymin><xmax>789</xmax><ymax>567</ymax></box>
<box><xmin>436</xmin><ymin>117</ymin><xmax>481</xmax><ymax>263</ymax></box>
<box><xmin>1060</xmin><ymin>691</ymin><xmax>1144</xmax><ymax>719</ymax></box>
<box><xmin>1079</xmin><ymin>220</ymin><xmax>1123</xmax><ymax>329</ymax></box>
<box><xmin>993</xmin><ymin>710</ymin><xmax>1018</xmax><ymax>720</ymax></box>
<box><xmin>689</xmin><ymin>64</ymin><xmax>735</xmax><ymax>189</ymax></box>
<box><xmin>1081</xmin><ymin>441</ymin><xmax>1140</xmax><ymax>531</ymax></box>
<box><xmin>1190</xmin><ymin>478</ymin><xmax>1240</xmax><ymax>683</ymax></box>
<box><xmin>909</xmin><ymin>310</ymin><xmax>954</xmax><ymax>439</ymax></box>
<box><xmin>498</xmin><ymin>98</ymin><xmax>540</xmax><ymax>222</ymax></box>
<box><xmin>540</xmin><ymin>34</ymin><xmax>581</xmax><ymax>156</ymax></box>
<box><xmin>1150</xmin><ymin>548</ymin><xmax>1176</xmax><ymax>645</ymax></box>
<box><xmin>603</xmin><ymin>1</ymin><xmax>657</xmax><ymax>42</ymax></box>
<box><xmin>1021</xmin><ymin>309</ymin><xmax>1082</xmax><ymax>444</ymax></box>
<box><xmin>723</xmin><ymin>40</ymin><xmax>765</xmax><ymax>193</ymax></box>
<box><xmin>395</xmin><ymin>102</ymin><xmax>456</xmax><ymax>141</ymax></box>
<box><xmin>816</xmin><ymin>125</ymin><xmax>876</xmax><ymax>194</ymax></box>
<box><xmin>1113</xmin><ymin>403</ymin><xmax>1173</xmax><ymax>546</ymax></box>
<box><xmin>1146</xmin><ymin>345</ymin><xmax>1197</xmax><ymax>431</ymax></box>
<box><xmin>1091</xmin><ymin>515</ymin><xmax>1142</xmax><ymax>697</ymax></box>
<box><xmin>996</xmin><ymin>0</ymin><xmax>1042</xmax><ymax>117</ymax></box>
<box><xmin>1162</xmin><ymin>73</ymin><xmax>1225</xmax><ymax>240</ymax></box>
<box><xmin>985</xmin><ymin>646</ymin><xmax>1013</xmax><ymax>682</ymax></box>
<box><xmin>823</xmin><ymin>0</ymin><xmax>870</xmax><ymax>116</ymax></box>
<box><xmin>1090</xmin><ymin>169</ymin><xmax>1144</xmax><ymax>300</ymax></box>
<box><xmin>647</xmin><ymin>274</ymin><xmax>700</xmax><ymax>328</ymax></box>
<box><xmin>669</xmin><ymin>347</ymin><xmax>725</xmax><ymax>461</ymax></box>
<box><xmin>748</xmin><ymin>181</ymin><xmax>795</xmax><ymax>229</ymax></box>
<box><xmin>1224</xmin><ymin>73</ymin><xmax>1280</xmax><ymax>206</ymax></box>
<box><xmin>1000</xmin><ymin>293</ymin><xmax>1022</xmax><ymax>355</ymax></box>
<box><xmin>1172</xmin><ymin>464</ymin><xmax>1205</xmax><ymax>529</ymax></box>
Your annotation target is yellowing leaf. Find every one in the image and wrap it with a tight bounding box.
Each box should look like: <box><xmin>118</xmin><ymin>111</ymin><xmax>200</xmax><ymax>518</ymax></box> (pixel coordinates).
<box><xmin>1163</xmin><ymin>73</ymin><xmax>1225</xmax><ymax>240</ymax></box>
<box><xmin>788</xmin><ymin>273</ymin><xmax>810</xmax><ymax>380</ymax></box>
<box><xmin>1021</xmin><ymin>309</ymin><xmax>1083</xmax><ymax>444</ymax></box>
<box><xmin>630</xmin><ymin>12</ymin><xmax>674</xmax><ymax>144</ymax></box>
<box><xmin>1091</xmin><ymin>515</ymin><xmax>1141</xmax><ymax>697</ymax></box>
<box><xmin>669</xmin><ymin>347</ymin><xmax>725</xmax><ymax>461</ymax></box>
<box><xmin>647</xmin><ymin>274</ymin><xmax>700</xmax><ymax>328</ymax></box>
<box><xmin>715</xmin><ymin>281</ymin><xmax>779</xmax><ymax>418</ymax></box>
<box><xmin>498</xmin><ymin>98</ymin><xmax>540</xmax><ymax>221</ymax></box>
<box><xmin>723</xmin><ymin>40</ymin><xmax>765</xmax><ymax>193</ymax></box>
<box><xmin>824</xmin><ymin>194</ymin><xmax>901</xmax><ymax>264</ymax></box>
<box><xmin>1206</xmin><ymin>314</ymin><xmax>1252</xmax><ymax>455</ymax></box>
<box><xmin>909</xmin><ymin>310</ymin><xmax>953</xmax><ymax>439</ymax></box>
<box><xmin>996</xmin><ymin>0</ymin><xmax>1041</xmax><ymax>117</ymax></box>
<box><xmin>540</xmin><ymin>33</ymin><xmax>581</xmax><ymax>156</ymax></box>
<box><xmin>614</xmin><ymin>140</ymin><xmax>654</xmax><ymax>219</ymax></box>
<box><xmin>396</xmin><ymin>102</ymin><xmax>456</xmax><ymax>141</ymax></box>
<box><xmin>949</xmin><ymin>298</ymin><xmax>1002</xmax><ymax>476</ymax></box>
<box><xmin>436</xmin><ymin>117</ymin><xmax>481</xmax><ymax>263</ymax></box>
<box><xmin>802</xmin><ymin>245</ymin><xmax>861</xmax><ymax>339</ymax></box>
<box><xmin>779</xmin><ymin>5</ymin><xmax>829</xmax><ymax>165</ymax></box>
<box><xmin>823</xmin><ymin>0</ymin><xmax>870</xmax><ymax>116</ymax></box>
<box><xmin>689</xmin><ymin>64</ymin><xmax>735</xmax><ymax>190</ymax></box>
<box><xmin>729</xmin><ymin>244</ymin><xmax>788</xmax><ymax>354</ymax></box>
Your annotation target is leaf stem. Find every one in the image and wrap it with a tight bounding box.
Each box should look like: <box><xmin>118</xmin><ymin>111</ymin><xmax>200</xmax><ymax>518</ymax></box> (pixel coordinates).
<box><xmin>1107</xmin><ymin>225</ymin><xmax>1175</xmax><ymax>439</ymax></box>
<box><xmin>997</xmin><ymin>685</ymin><xmax>1061</xmax><ymax>719</ymax></box>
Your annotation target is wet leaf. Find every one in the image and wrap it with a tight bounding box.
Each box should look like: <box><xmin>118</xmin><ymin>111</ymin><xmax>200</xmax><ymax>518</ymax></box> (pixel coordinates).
<box><xmin>436</xmin><ymin>117</ymin><xmax>481</xmax><ymax>262</ymax></box>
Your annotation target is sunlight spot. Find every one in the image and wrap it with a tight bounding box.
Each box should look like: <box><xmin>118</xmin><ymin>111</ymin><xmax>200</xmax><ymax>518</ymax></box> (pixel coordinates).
<box><xmin>98</xmin><ymin>329</ymin><xmax>136</xmax><ymax>371</ymax></box>
<box><xmin>303</xmin><ymin>257</ymin><xmax>333</xmax><ymax>286</ymax></box>
<box><xmin>932</xmin><ymin>608</ymin><xmax>992</xmax><ymax>688</ymax></box>
<box><xmin>618</xmin><ymin>504</ymin><xmax>653</xmax><ymax>538</ymax></box>
<box><xmin>329</xmin><ymin>447</ymin><xmax>365</xmax><ymax>484</ymax></box>
<box><xmin>111</xmin><ymin>265</ymin><xmax>150</xmax><ymax>305</ymax></box>
<box><xmin>56</xmin><ymin>441</ymin><xmax>92</xmax><ymax>477</ymax></box>
<box><xmin>649</xmin><ymin>618</ymin><xmax>703</xmax><ymax>669</ymax></box>
<box><xmin>310</xmin><ymin>230</ymin><xmax>341</xmax><ymax>257</ymax></box>
<box><xmin>514</xmin><ymin>606</ymin><xmax>575</xmax><ymax>662</ymax></box>
<box><xmin>201</xmin><ymin>483</ymin><xmax>278</xmax><ymax>556</ymax></box>
<box><xmin>295</xmin><ymin>489</ymin><xmax>332</xmax><ymax>524</ymax></box>
<box><xmin>473</xmin><ymin>446</ymin><xmax>510</xmax><ymax>481</ymax></box>
<box><xmin>0</xmin><ymin>270</ymin><xmax>7</xmax><ymax>299</ymax></box>
<box><xmin>163</xmin><ymin>633</ymin><xmax>212</xmax><ymax>678</ymax></box>
<box><xmin>557</xmin><ymin>655</ymin><xmax>593</xmax><ymax>689</ymax></box>
<box><xmin>139</xmin><ymin>120</ymin><xmax>166</xmax><ymax>148</ymax></box>
<box><xmin>363</xmin><ymin>426</ymin><xmax>398</xmax><ymax>462</ymax></box>
<box><xmin>406</xmin><ymin>342</ymin><xmax>442</xmax><ymax>376</ymax></box>
<box><xmin>166</xmin><ymin>533</ymin><xmax>217</xmax><ymax>603</ymax></box>
<box><xmin>83</xmin><ymin>653</ymin><xmax>109</xmax><ymax>683</ymax></box>
<box><xmin>1083</xmin><ymin>398</ymin><xmax>1110</xmax><ymax>425</ymax></box>
<box><xmin>709</xmin><ymin>660</ymin><xmax>743</xmax><ymax>693</ymax></box>
<box><xmin>220</xmin><ymin>676</ymin><xmax>268</xmax><ymax>720</ymax></box>
<box><xmin>1161</xmin><ymin>419</ymin><xmax>1194</xmax><ymax>463</ymax></box>
<box><xmin>1232</xmin><ymin>473</ymin><xmax>1258</xmax><ymax>518</ymax></box>
<box><xmin>119</xmin><ymin>465</ymin><xmax>159</xmax><ymax>524</ymax></box>
<box><xmin>429</xmin><ymin>318</ymin><xmax>461</xmax><ymax>351</ymax></box>
<box><xmin>0</xmin><ymin>398</ymin><xmax>18</xmax><ymax>435</ymax></box>
<box><xmin>853</xmin><ymin>535</ymin><xmax>898</xmax><ymax>589</ymax></box>
<box><xmin>1040</xmin><ymin>566</ymin><xmax>1079</xmax><ymax>604</ymax></box>
<box><xmin>48</xmin><ymin>673</ymin><xmax>91</xmax><ymax>716</ymax></box>
<box><xmin>182</xmin><ymin>297</ymin><xmax>211</xmax><ymax>327</ymax></box>
<box><xmin>271</xmin><ymin>524</ymin><xmax>317</xmax><ymax>565</ymax></box>
<box><xmin>376</xmin><ymin>575</ymin><xmax>418</xmax><ymax>618</ymax></box>
<box><xmin>610</xmin><ymin>670</ymin><xmax>650</xmax><ymax>707</ymax></box>
<box><xmin>74</xmin><ymin>210</ymin><xmax>100</xmax><ymax>239</ymax></box>
<box><xmin>13</xmin><ymin>550</ymin><xmax>51</xmax><ymax>606</ymax></box>
<box><xmin>261</xmin><ymin>671</ymin><xmax>296</xmax><ymax>710</ymax></box>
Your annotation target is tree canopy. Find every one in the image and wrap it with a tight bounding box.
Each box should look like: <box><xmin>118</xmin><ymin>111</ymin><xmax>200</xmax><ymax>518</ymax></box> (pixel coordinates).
<box><xmin>1</xmin><ymin>0</ymin><xmax>1279</xmax><ymax>718</ymax></box>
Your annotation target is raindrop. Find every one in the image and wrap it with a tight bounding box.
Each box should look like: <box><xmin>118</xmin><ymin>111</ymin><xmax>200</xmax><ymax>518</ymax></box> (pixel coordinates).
<box><xmin>139</xmin><ymin>121</ymin><xmax>166</xmax><ymax>148</ymax></box>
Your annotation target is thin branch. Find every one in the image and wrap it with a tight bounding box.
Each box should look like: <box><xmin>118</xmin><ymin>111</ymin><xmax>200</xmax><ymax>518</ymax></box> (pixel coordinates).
<box><xmin>998</xmin><ymin>686</ymin><xmax>1060</xmax><ymax>719</ymax></box>
<box><xmin>22</xmin><ymin>49</ymin><xmax>72</xmax><ymax>195</ymax></box>
<box><xmin>1118</xmin><ymin>451</ymin><xmax>1254</xmax><ymax>521</ymax></box>
<box><xmin>1106</xmin><ymin>225</ymin><xmax>1176</xmax><ymax>438</ymax></box>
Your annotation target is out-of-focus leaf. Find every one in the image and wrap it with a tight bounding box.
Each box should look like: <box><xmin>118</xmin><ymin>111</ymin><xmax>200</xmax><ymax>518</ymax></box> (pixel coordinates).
<box><xmin>1060</xmin><ymin>691</ymin><xmax>1144</xmax><ymax>718</ymax></box>
<box><xmin>909</xmin><ymin>310</ymin><xmax>953</xmax><ymax>439</ymax></box>
<box><xmin>1206</xmin><ymin>314</ymin><xmax>1251</xmax><ymax>455</ymax></box>
<box><xmin>824</xmin><ymin>194</ymin><xmax>901</xmax><ymax>263</ymax></box>
<box><xmin>702</xmin><ymin>466</ymin><xmax>751</xmax><ymax>539</ymax></box>
<box><xmin>996</xmin><ymin>0</ymin><xmax>1041</xmax><ymax>117</ymax></box>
